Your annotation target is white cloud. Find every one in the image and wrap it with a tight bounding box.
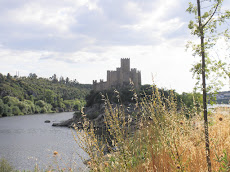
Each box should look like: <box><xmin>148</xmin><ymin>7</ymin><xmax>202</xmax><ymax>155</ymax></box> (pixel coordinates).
<box><xmin>0</xmin><ymin>0</ymin><xmax>229</xmax><ymax>93</ymax></box>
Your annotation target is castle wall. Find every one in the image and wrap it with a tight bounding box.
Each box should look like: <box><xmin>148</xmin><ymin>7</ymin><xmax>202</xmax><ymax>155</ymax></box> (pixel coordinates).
<box><xmin>93</xmin><ymin>58</ymin><xmax>141</xmax><ymax>91</ymax></box>
<box><xmin>110</xmin><ymin>71</ymin><xmax>118</xmax><ymax>86</ymax></box>
<box><xmin>131</xmin><ymin>68</ymin><xmax>138</xmax><ymax>88</ymax></box>
<box><xmin>117</xmin><ymin>68</ymin><xmax>123</xmax><ymax>86</ymax></box>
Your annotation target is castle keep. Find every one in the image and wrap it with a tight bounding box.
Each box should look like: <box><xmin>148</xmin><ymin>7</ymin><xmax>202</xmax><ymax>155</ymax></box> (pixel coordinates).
<box><xmin>93</xmin><ymin>58</ymin><xmax>141</xmax><ymax>91</ymax></box>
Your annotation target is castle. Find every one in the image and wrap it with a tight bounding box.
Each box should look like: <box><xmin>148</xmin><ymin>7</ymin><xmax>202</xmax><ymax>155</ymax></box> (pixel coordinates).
<box><xmin>93</xmin><ymin>58</ymin><xmax>141</xmax><ymax>91</ymax></box>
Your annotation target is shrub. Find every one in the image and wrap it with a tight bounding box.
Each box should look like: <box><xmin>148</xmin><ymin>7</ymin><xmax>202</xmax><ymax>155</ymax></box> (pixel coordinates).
<box><xmin>0</xmin><ymin>99</ymin><xmax>4</xmax><ymax>116</ymax></box>
<box><xmin>0</xmin><ymin>158</ymin><xmax>14</xmax><ymax>172</ymax></box>
<box><xmin>2</xmin><ymin>96</ymin><xmax>20</xmax><ymax>107</ymax></box>
<box><xmin>3</xmin><ymin>104</ymin><xmax>12</xmax><ymax>117</ymax></box>
<box><xmin>11</xmin><ymin>106</ymin><xmax>21</xmax><ymax>116</ymax></box>
<box><xmin>35</xmin><ymin>100</ymin><xmax>46</xmax><ymax>108</ymax></box>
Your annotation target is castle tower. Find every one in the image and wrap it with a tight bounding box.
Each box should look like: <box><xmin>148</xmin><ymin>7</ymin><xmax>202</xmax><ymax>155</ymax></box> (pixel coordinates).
<box><xmin>138</xmin><ymin>71</ymin><xmax>141</xmax><ymax>85</ymax></box>
<box><xmin>93</xmin><ymin>80</ymin><xmax>97</xmax><ymax>91</ymax></box>
<box><xmin>121</xmin><ymin>58</ymin><xmax>130</xmax><ymax>72</ymax></box>
<box><xmin>107</xmin><ymin>71</ymin><xmax>111</xmax><ymax>88</ymax></box>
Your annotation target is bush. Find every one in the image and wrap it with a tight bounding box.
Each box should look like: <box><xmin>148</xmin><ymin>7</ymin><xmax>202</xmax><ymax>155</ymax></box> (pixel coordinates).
<box><xmin>3</xmin><ymin>104</ymin><xmax>12</xmax><ymax>117</ymax></box>
<box><xmin>34</xmin><ymin>105</ymin><xmax>41</xmax><ymax>114</ymax></box>
<box><xmin>11</xmin><ymin>106</ymin><xmax>21</xmax><ymax>115</ymax></box>
<box><xmin>35</xmin><ymin>100</ymin><xmax>52</xmax><ymax>113</ymax></box>
<box><xmin>0</xmin><ymin>158</ymin><xmax>14</xmax><ymax>172</ymax></box>
<box><xmin>2</xmin><ymin>96</ymin><xmax>19</xmax><ymax>107</ymax></box>
<box><xmin>35</xmin><ymin>100</ymin><xmax>46</xmax><ymax>108</ymax></box>
<box><xmin>0</xmin><ymin>99</ymin><xmax>4</xmax><ymax>116</ymax></box>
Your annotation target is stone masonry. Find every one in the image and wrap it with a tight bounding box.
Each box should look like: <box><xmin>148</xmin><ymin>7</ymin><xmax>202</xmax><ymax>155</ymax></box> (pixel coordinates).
<box><xmin>93</xmin><ymin>58</ymin><xmax>141</xmax><ymax>91</ymax></box>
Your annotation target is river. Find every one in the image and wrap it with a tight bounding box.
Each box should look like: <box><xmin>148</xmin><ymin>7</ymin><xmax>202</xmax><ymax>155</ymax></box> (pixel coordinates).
<box><xmin>0</xmin><ymin>112</ymin><xmax>89</xmax><ymax>171</ymax></box>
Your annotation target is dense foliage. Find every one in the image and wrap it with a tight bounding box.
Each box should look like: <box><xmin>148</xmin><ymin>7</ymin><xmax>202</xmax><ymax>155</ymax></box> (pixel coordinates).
<box><xmin>85</xmin><ymin>84</ymin><xmax>202</xmax><ymax>109</ymax></box>
<box><xmin>0</xmin><ymin>73</ymin><xmax>91</xmax><ymax>117</ymax></box>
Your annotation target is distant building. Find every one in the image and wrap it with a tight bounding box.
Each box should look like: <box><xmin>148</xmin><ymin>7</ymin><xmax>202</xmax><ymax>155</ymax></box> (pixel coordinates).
<box><xmin>93</xmin><ymin>58</ymin><xmax>141</xmax><ymax>91</ymax></box>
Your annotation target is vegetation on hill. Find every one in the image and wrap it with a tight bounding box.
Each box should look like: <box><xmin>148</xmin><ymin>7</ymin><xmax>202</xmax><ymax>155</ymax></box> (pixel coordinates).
<box><xmin>85</xmin><ymin>84</ymin><xmax>202</xmax><ymax>109</ymax></box>
<box><xmin>74</xmin><ymin>85</ymin><xmax>230</xmax><ymax>171</ymax></box>
<box><xmin>0</xmin><ymin>73</ymin><xmax>91</xmax><ymax>117</ymax></box>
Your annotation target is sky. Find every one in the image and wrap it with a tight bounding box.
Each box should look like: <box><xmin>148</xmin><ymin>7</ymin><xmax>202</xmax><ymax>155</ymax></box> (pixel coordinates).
<box><xmin>0</xmin><ymin>0</ymin><xmax>230</xmax><ymax>93</ymax></box>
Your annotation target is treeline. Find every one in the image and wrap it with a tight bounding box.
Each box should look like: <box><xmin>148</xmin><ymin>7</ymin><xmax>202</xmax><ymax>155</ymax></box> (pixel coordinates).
<box><xmin>0</xmin><ymin>73</ymin><xmax>92</xmax><ymax>117</ymax></box>
<box><xmin>86</xmin><ymin>84</ymin><xmax>202</xmax><ymax>109</ymax></box>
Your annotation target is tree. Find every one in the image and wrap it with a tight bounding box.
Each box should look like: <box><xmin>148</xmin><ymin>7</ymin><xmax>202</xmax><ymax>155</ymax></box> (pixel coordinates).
<box><xmin>12</xmin><ymin>106</ymin><xmax>21</xmax><ymax>115</ymax></box>
<box><xmin>51</xmin><ymin>74</ymin><xmax>58</xmax><ymax>83</ymax></box>
<box><xmin>44</xmin><ymin>90</ymin><xmax>55</xmax><ymax>105</ymax></box>
<box><xmin>6</xmin><ymin>73</ymin><xmax>12</xmax><ymax>80</ymax></box>
<box><xmin>65</xmin><ymin>77</ymin><xmax>70</xmax><ymax>85</ymax></box>
<box><xmin>0</xmin><ymin>99</ymin><xmax>4</xmax><ymax>116</ymax></box>
<box><xmin>187</xmin><ymin>0</ymin><xmax>230</xmax><ymax>171</ymax></box>
<box><xmin>59</xmin><ymin>76</ymin><xmax>65</xmax><ymax>84</ymax></box>
<box><xmin>0</xmin><ymin>73</ymin><xmax>5</xmax><ymax>82</ymax></box>
<box><xmin>28</xmin><ymin>73</ymin><xmax>37</xmax><ymax>79</ymax></box>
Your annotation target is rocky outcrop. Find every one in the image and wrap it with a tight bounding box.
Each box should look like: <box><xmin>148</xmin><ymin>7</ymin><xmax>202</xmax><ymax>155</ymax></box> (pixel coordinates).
<box><xmin>52</xmin><ymin>103</ymin><xmax>141</xmax><ymax>130</ymax></box>
<box><xmin>52</xmin><ymin>118</ymin><xmax>74</xmax><ymax>127</ymax></box>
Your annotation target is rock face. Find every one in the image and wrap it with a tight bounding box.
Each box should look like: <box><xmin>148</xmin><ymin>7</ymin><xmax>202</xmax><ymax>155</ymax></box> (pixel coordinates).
<box><xmin>52</xmin><ymin>103</ymin><xmax>140</xmax><ymax>130</ymax></box>
<box><xmin>52</xmin><ymin>104</ymin><xmax>105</xmax><ymax>128</ymax></box>
<box><xmin>52</xmin><ymin>118</ymin><xmax>74</xmax><ymax>127</ymax></box>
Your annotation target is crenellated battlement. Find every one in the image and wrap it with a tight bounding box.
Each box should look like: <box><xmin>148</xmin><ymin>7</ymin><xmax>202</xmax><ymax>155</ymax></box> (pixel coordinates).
<box><xmin>93</xmin><ymin>58</ymin><xmax>141</xmax><ymax>91</ymax></box>
<box><xmin>131</xmin><ymin>68</ymin><xmax>137</xmax><ymax>72</ymax></box>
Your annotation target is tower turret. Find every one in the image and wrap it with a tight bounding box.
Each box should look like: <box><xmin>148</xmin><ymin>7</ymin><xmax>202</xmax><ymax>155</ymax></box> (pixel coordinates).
<box><xmin>121</xmin><ymin>58</ymin><xmax>130</xmax><ymax>72</ymax></box>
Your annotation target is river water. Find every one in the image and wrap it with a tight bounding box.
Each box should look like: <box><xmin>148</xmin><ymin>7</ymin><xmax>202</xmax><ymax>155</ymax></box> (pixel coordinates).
<box><xmin>0</xmin><ymin>112</ymin><xmax>89</xmax><ymax>171</ymax></box>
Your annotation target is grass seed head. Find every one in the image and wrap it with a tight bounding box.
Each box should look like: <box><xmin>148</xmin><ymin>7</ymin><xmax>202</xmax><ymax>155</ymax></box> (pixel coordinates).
<box><xmin>104</xmin><ymin>162</ymin><xmax>109</xmax><ymax>167</ymax></box>
<box><xmin>53</xmin><ymin>151</ymin><xmax>58</xmax><ymax>156</ymax></box>
<box><xmin>218</xmin><ymin>115</ymin><xmax>223</xmax><ymax>121</ymax></box>
<box><xmin>176</xmin><ymin>164</ymin><xmax>181</xmax><ymax>169</ymax></box>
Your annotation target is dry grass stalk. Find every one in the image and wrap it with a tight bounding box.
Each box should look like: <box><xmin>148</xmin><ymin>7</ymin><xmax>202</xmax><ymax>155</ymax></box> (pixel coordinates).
<box><xmin>73</xmin><ymin>86</ymin><xmax>230</xmax><ymax>172</ymax></box>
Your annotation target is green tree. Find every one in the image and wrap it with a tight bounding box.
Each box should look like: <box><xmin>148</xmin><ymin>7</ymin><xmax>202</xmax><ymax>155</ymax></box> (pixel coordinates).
<box><xmin>3</xmin><ymin>104</ymin><xmax>12</xmax><ymax>116</ymax></box>
<box><xmin>51</xmin><ymin>74</ymin><xmax>58</xmax><ymax>83</ymax></box>
<box><xmin>3</xmin><ymin>96</ymin><xmax>19</xmax><ymax>106</ymax></box>
<box><xmin>187</xmin><ymin>0</ymin><xmax>230</xmax><ymax>171</ymax></box>
<box><xmin>59</xmin><ymin>76</ymin><xmax>65</xmax><ymax>84</ymax></box>
<box><xmin>0</xmin><ymin>73</ymin><xmax>5</xmax><ymax>82</ymax></box>
<box><xmin>0</xmin><ymin>99</ymin><xmax>4</xmax><ymax>116</ymax></box>
<box><xmin>35</xmin><ymin>100</ymin><xmax>46</xmax><ymax>108</ymax></box>
<box><xmin>44</xmin><ymin>90</ymin><xmax>55</xmax><ymax>105</ymax></box>
<box><xmin>28</xmin><ymin>73</ymin><xmax>37</xmax><ymax>79</ymax></box>
<box><xmin>12</xmin><ymin>106</ymin><xmax>21</xmax><ymax>115</ymax></box>
<box><xmin>6</xmin><ymin>73</ymin><xmax>12</xmax><ymax>80</ymax></box>
<box><xmin>65</xmin><ymin>77</ymin><xmax>70</xmax><ymax>85</ymax></box>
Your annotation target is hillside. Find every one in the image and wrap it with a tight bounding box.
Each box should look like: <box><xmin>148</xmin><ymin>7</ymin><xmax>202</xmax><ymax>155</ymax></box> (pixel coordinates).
<box><xmin>0</xmin><ymin>73</ymin><xmax>92</xmax><ymax>117</ymax></box>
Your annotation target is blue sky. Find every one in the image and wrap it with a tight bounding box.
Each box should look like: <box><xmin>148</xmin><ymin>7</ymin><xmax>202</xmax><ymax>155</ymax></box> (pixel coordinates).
<box><xmin>0</xmin><ymin>0</ymin><xmax>230</xmax><ymax>93</ymax></box>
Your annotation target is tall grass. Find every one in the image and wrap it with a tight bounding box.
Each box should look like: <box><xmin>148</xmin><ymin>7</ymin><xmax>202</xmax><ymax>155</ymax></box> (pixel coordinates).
<box><xmin>74</xmin><ymin>85</ymin><xmax>230</xmax><ymax>171</ymax></box>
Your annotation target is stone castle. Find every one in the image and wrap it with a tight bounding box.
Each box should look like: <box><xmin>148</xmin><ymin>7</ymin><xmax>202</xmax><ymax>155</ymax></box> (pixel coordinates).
<box><xmin>93</xmin><ymin>58</ymin><xmax>141</xmax><ymax>91</ymax></box>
